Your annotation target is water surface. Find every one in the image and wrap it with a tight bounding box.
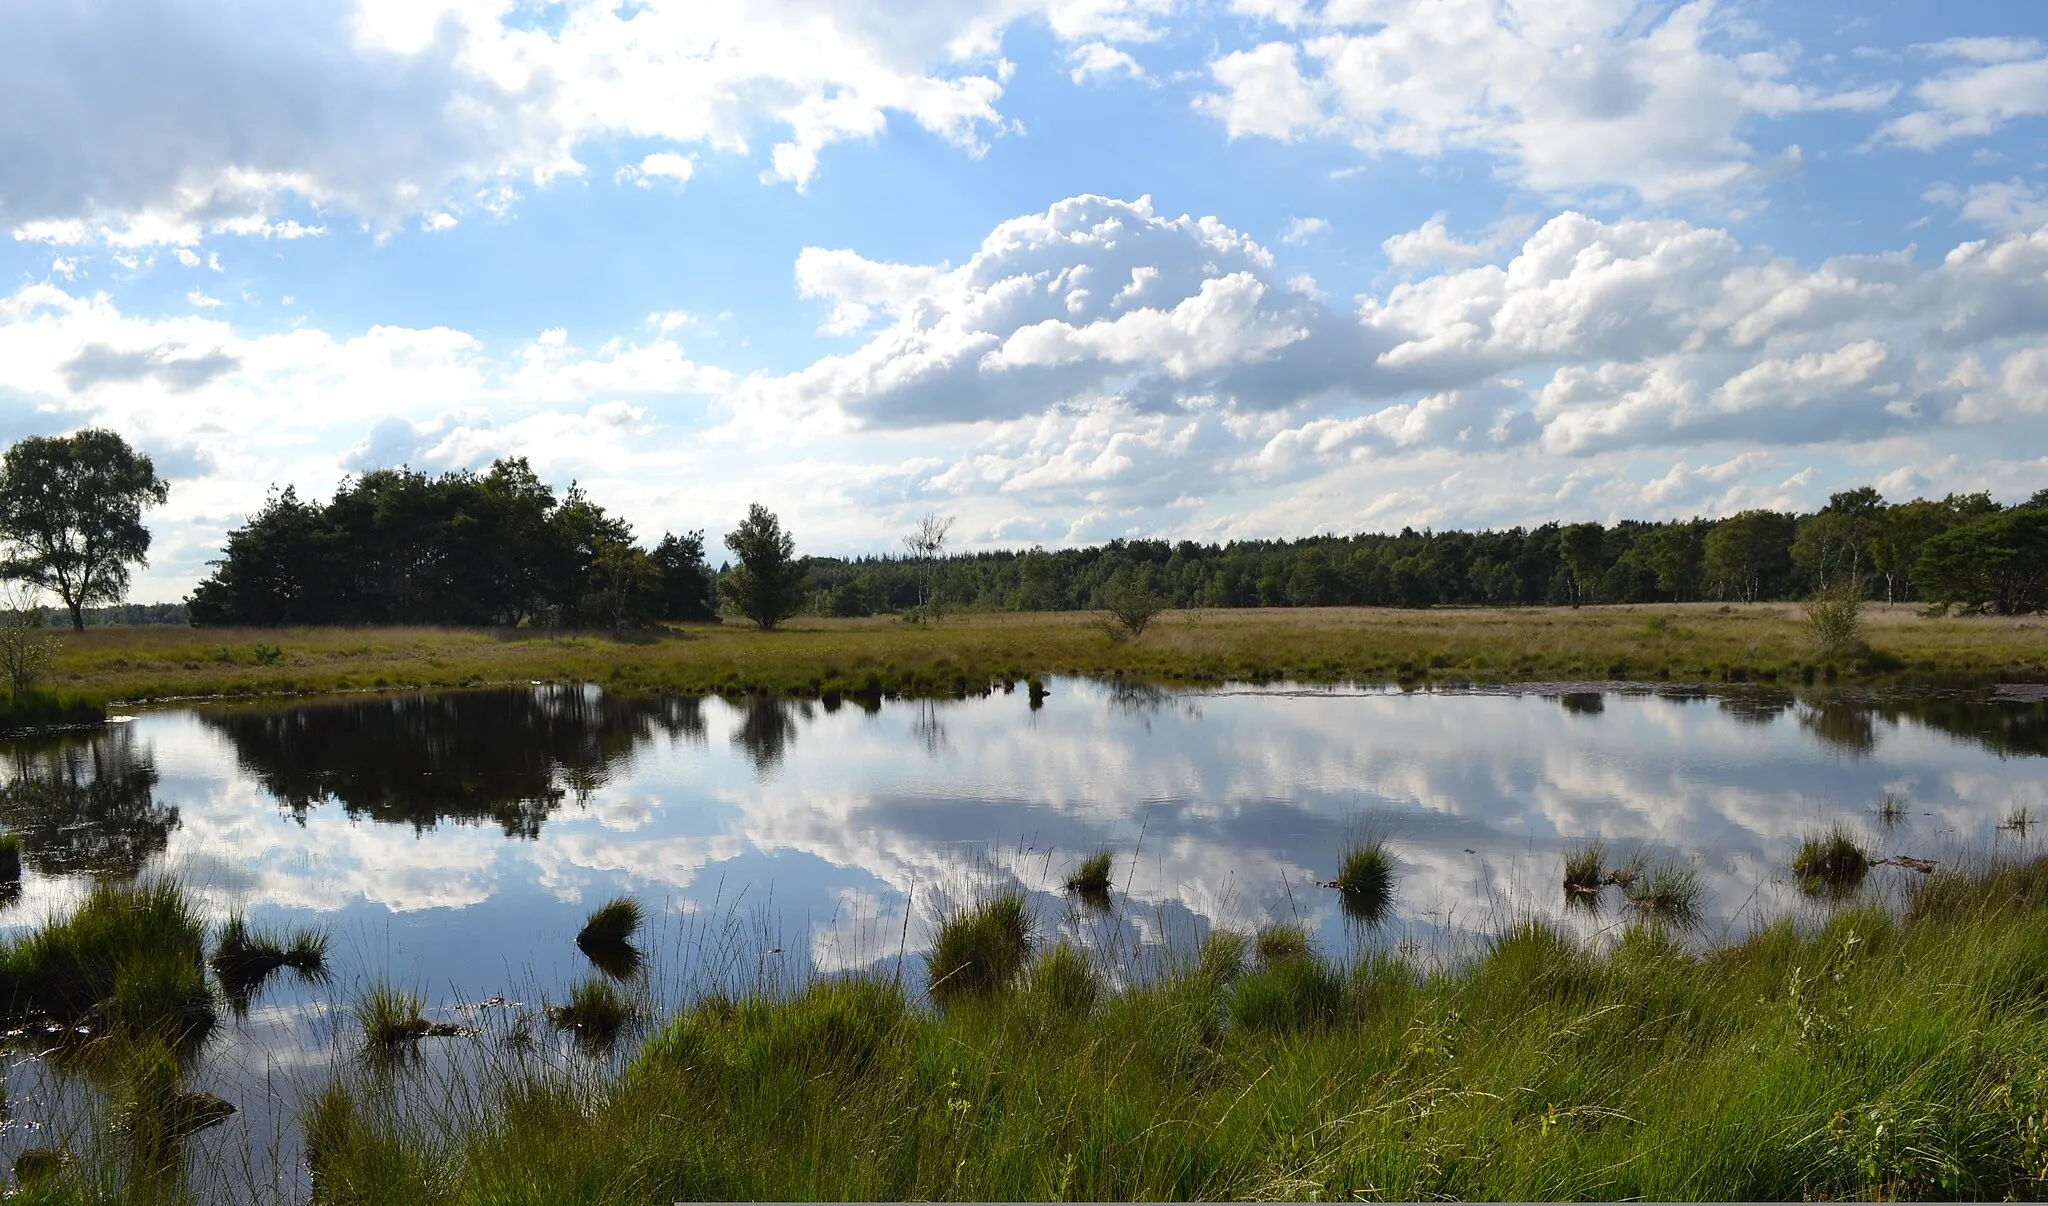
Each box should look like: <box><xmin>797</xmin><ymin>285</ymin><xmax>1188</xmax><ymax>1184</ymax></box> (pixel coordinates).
<box><xmin>0</xmin><ymin>680</ymin><xmax>2043</xmax><ymax>1193</ymax></box>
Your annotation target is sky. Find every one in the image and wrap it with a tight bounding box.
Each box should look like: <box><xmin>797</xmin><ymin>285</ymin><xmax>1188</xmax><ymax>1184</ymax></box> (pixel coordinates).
<box><xmin>2</xmin><ymin>0</ymin><xmax>2047</xmax><ymax>602</ymax></box>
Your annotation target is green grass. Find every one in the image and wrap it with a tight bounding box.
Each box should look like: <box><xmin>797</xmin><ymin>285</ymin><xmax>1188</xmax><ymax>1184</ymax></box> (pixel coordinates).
<box><xmin>0</xmin><ymin>690</ymin><xmax>105</xmax><ymax>733</ymax></box>
<box><xmin>1332</xmin><ymin>841</ymin><xmax>1396</xmax><ymax>923</ymax></box>
<box><xmin>357</xmin><ymin>982</ymin><xmax>433</xmax><ymax>1051</ymax></box>
<box><xmin>926</xmin><ymin>894</ymin><xmax>1033</xmax><ymax>1006</ymax></box>
<box><xmin>298</xmin><ymin>856</ymin><xmax>2048</xmax><ymax>1203</ymax></box>
<box><xmin>1623</xmin><ymin>862</ymin><xmax>1705</xmax><ymax>928</ymax></box>
<box><xmin>37</xmin><ymin>602</ymin><xmax>2048</xmax><ymax>706</ymax></box>
<box><xmin>1063</xmin><ymin>850</ymin><xmax>1113</xmax><ymax>908</ymax></box>
<box><xmin>1792</xmin><ymin>828</ymin><xmax>1872</xmax><ymax>897</ymax></box>
<box><xmin>549</xmin><ymin>977</ymin><xmax>634</xmax><ymax>1049</ymax></box>
<box><xmin>1563</xmin><ymin>839</ymin><xmax>1605</xmax><ymax>903</ymax></box>
<box><xmin>211</xmin><ymin>913</ymin><xmax>330</xmax><ymax>1014</ymax></box>
<box><xmin>576</xmin><ymin>897</ymin><xmax>644</xmax><ymax>947</ymax></box>
<box><xmin>0</xmin><ymin>879</ymin><xmax>206</xmax><ymax>1022</ymax></box>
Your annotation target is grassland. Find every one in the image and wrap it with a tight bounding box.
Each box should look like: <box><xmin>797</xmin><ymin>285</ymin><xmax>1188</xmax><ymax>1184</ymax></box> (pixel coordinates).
<box><xmin>41</xmin><ymin>603</ymin><xmax>2048</xmax><ymax>706</ymax></box>
<box><xmin>278</xmin><ymin>857</ymin><xmax>2048</xmax><ymax>1203</ymax></box>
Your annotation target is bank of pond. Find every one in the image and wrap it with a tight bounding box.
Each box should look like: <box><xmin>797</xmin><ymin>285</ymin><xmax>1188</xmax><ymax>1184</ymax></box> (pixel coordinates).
<box><xmin>0</xmin><ymin>850</ymin><xmax>2044</xmax><ymax>1202</ymax></box>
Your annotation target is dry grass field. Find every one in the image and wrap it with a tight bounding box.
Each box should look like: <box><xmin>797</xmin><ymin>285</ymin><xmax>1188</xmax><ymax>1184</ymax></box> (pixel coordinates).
<box><xmin>41</xmin><ymin>602</ymin><xmax>2048</xmax><ymax>705</ymax></box>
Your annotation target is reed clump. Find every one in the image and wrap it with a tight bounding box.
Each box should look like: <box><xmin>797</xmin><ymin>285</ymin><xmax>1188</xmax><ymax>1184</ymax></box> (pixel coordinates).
<box><xmin>549</xmin><ymin>977</ymin><xmax>634</xmax><ymax>1048</ymax></box>
<box><xmin>1064</xmin><ymin>850</ymin><xmax>1113</xmax><ymax>909</ymax></box>
<box><xmin>212</xmin><ymin>913</ymin><xmax>329</xmax><ymax>1013</ymax></box>
<box><xmin>576</xmin><ymin>897</ymin><xmax>643</xmax><ymax>948</ymax></box>
<box><xmin>1623</xmin><ymin>862</ymin><xmax>1704</xmax><ymax>928</ymax></box>
<box><xmin>1332</xmin><ymin>841</ymin><xmax>1396</xmax><ymax>922</ymax></box>
<box><xmin>0</xmin><ymin>879</ymin><xmax>206</xmax><ymax>1024</ymax></box>
<box><xmin>357</xmin><ymin>983</ymin><xmax>434</xmax><ymax>1050</ymax></box>
<box><xmin>1562</xmin><ymin>839</ymin><xmax>1605</xmax><ymax>898</ymax></box>
<box><xmin>926</xmin><ymin>894</ymin><xmax>1033</xmax><ymax>1005</ymax></box>
<box><xmin>1792</xmin><ymin>828</ymin><xmax>1872</xmax><ymax>896</ymax></box>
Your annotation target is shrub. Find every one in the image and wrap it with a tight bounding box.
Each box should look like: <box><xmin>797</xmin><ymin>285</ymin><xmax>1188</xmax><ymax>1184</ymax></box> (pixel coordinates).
<box><xmin>1804</xmin><ymin>579</ymin><xmax>1868</xmax><ymax>658</ymax></box>
<box><xmin>1792</xmin><ymin>828</ymin><xmax>1871</xmax><ymax>896</ymax></box>
<box><xmin>926</xmin><ymin>894</ymin><xmax>1033</xmax><ymax>1005</ymax></box>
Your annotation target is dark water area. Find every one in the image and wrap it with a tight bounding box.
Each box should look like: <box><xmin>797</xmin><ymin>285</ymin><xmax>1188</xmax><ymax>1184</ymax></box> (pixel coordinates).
<box><xmin>0</xmin><ymin>679</ymin><xmax>2045</xmax><ymax>1196</ymax></box>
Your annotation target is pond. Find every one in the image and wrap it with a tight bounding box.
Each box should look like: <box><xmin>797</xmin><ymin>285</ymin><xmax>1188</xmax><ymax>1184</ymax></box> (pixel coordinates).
<box><xmin>1</xmin><ymin>679</ymin><xmax>2044</xmax><ymax>1195</ymax></box>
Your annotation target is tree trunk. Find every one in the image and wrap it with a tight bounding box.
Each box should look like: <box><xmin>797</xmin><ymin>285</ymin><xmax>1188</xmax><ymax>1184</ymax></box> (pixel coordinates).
<box><xmin>68</xmin><ymin>601</ymin><xmax>84</xmax><ymax>632</ymax></box>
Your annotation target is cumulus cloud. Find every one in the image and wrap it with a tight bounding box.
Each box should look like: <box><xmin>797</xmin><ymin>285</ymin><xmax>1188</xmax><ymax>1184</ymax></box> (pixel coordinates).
<box><xmin>1879</xmin><ymin>39</ymin><xmax>2048</xmax><ymax>149</ymax></box>
<box><xmin>1198</xmin><ymin>0</ymin><xmax>1894</xmax><ymax>202</ymax></box>
<box><xmin>1927</xmin><ymin>178</ymin><xmax>2048</xmax><ymax>234</ymax></box>
<box><xmin>0</xmin><ymin>0</ymin><xmax>1180</xmax><ymax>242</ymax></box>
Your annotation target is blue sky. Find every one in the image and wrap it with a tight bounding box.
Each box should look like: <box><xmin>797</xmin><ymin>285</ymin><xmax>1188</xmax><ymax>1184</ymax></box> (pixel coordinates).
<box><xmin>2</xmin><ymin>0</ymin><xmax>2046</xmax><ymax>599</ymax></box>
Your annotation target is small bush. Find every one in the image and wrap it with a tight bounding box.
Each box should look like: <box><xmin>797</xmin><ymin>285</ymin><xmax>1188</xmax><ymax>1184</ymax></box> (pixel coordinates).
<box><xmin>1064</xmin><ymin>849</ymin><xmax>1113</xmax><ymax>908</ymax></box>
<box><xmin>927</xmin><ymin>894</ymin><xmax>1033</xmax><ymax>1005</ymax></box>
<box><xmin>549</xmin><ymin>977</ymin><xmax>633</xmax><ymax>1048</ymax></box>
<box><xmin>1804</xmin><ymin>580</ymin><xmax>1867</xmax><ymax>658</ymax></box>
<box><xmin>1792</xmin><ymin>828</ymin><xmax>1871</xmax><ymax>896</ymax></box>
<box><xmin>1333</xmin><ymin>841</ymin><xmax>1396</xmax><ymax>923</ymax></box>
<box><xmin>577</xmin><ymin>897</ymin><xmax>643</xmax><ymax>947</ymax></box>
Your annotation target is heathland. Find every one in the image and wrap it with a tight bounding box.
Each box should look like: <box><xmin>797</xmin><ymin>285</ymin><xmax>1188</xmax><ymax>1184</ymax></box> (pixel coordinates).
<box><xmin>38</xmin><ymin>603</ymin><xmax>2048</xmax><ymax>706</ymax></box>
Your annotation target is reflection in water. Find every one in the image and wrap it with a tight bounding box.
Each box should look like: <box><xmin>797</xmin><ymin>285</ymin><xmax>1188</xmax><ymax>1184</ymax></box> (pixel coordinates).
<box><xmin>1798</xmin><ymin>703</ymin><xmax>1878</xmax><ymax>755</ymax></box>
<box><xmin>199</xmin><ymin>687</ymin><xmax>696</xmax><ymax>837</ymax></box>
<box><xmin>732</xmin><ymin>695</ymin><xmax>805</xmax><ymax>780</ymax></box>
<box><xmin>0</xmin><ymin>728</ymin><xmax>172</xmax><ymax>879</ymax></box>
<box><xmin>1558</xmin><ymin>692</ymin><xmax>1605</xmax><ymax>716</ymax></box>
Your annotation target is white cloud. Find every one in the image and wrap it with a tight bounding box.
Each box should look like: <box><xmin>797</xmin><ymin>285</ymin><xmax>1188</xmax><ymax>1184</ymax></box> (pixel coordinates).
<box><xmin>1879</xmin><ymin>41</ymin><xmax>2048</xmax><ymax>149</ymax></box>
<box><xmin>618</xmin><ymin>151</ymin><xmax>697</xmax><ymax>188</ymax></box>
<box><xmin>421</xmin><ymin>212</ymin><xmax>459</xmax><ymax>234</ymax></box>
<box><xmin>1199</xmin><ymin>0</ymin><xmax>1894</xmax><ymax>202</ymax></box>
<box><xmin>1927</xmin><ymin>178</ymin><xmax>2048</xmax><ymax>234</ymax></box>
<box><xmin>1067</xmin><ymin>42</ymin><xmax>1144</xmax><ymax>84</ymax></box>
<box><xmin>0</xmin><ymin>0</ymin><xmax>1181</xmax><ymax>242</ymax></box>
<box><xmin>186</xmin><ymin>290</ymin><xmax>224</xmax><ymax>309</ymax></box>
<box><xmin>1281</xmin><ymin>216</ymin><xmax>1329</xmax><ymax>244</ymax></box>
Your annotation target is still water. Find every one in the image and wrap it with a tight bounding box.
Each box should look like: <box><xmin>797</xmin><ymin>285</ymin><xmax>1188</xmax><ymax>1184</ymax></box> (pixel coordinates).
<box><xmin>0</xmin><ymin>679</ymin><xmax>2044</xmax><ymax>1191</ymax></box>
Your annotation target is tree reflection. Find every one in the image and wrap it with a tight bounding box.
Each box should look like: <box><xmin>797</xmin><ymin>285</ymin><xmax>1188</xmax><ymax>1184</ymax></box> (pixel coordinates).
<box><xmin>201</xmin><ymin>687</ymin><xmax>691</xmax><ymax>837</ymax></box>
<box><xmin>0</xmin><ymin>727</ymin><xmax>173</xmax><ymax>879</ymax></box>
<box><xmin>732</xmin><ymin>695</ymin><xmax>806</xmax><ymax>780</ymax></box>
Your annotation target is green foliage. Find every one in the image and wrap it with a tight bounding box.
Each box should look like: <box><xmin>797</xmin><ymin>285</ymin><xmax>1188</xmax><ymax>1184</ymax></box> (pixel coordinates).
<box><xmin>1914</xmin><ymin>506</ymin><xmax>2048</xmax><ymax>615</ymax></box>
<box><xmin>1253</xmin><ymin>921</ymin><xmax>1312</xmax><ymax>967</ymax></box>
<box><xmin>1096</xmin><ymin>577</ymin><xmax>1166</xmax><ymax>640</ymax></box>
<box><xmin>1704</xmin><ymin>509</ymin><xmax>1798</xmax><ymax>603</ymax></box>
<box><xmin>186</xmin><ymin>458</ymin><xmax>711</xmax><ymax>628</ymax></box>
<box><xmin>0</xmin><ymin>690</ymin><xmax>104</xmax><ymax>733</ymax></box>
<box><xmin>1805</xmin><ymin>578</ymin><xmax>1868</xmax><ymax>658</ymax></box>
<box><xmin>926</xmin><ymin>893</ymin><xmax>1033</xmax><ymax>1005</ymax></box>
<box><xmin>108</xmin><ymin>953</ymin><xmax>216</xmax><ymax>1047</ymax></box>
<box><xmin>1229</xmin><ymin>948</ymin><xmax>1343</xmax><ymax>1032</ymax></box>
<box><xmin>0</xmin><ymin>429</ymin><xmax>169</xmax><ymax>631</ymax></box>
<box><xmin>1195</xmin><ymin>930</ymin><xmax>1247</xmax><ymax>983</ymax></box>
<box><xmin>1793</xmin><ymin>828</ymin><xmax>1872</xmax><ymax>897</ymax></box>
<box><xmin>1563</xmin><ymin>839</ymin><xmax>1605</xmax><ymax>898</ymax></box>
<box><xmin>720</xmin><ymin>504</ymin><xmax>811</xmax><ymax>630</ymax></box>
<box><xmin>1624</xmin><ymin>862</ymin><xmax>1705</xmax><ymax>928</ymax></box>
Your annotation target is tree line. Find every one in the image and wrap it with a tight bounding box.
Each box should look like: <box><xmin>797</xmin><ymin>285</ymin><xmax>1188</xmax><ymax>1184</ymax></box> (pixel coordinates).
<box><xmin>0</xmin><ymin>430</ymin><xmax>2040</xmax><ymax>631</ymax></box>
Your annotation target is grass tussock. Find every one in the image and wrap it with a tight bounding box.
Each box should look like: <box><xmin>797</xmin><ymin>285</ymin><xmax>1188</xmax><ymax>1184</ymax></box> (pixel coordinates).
<box><xmin>300</xmin><ymin>855</ymin><xmax>2048</xmax><ymax>1204</ymax></box>
<box><xmin>1064</xmin><ymin>850</ymin><xmax>1113</xmax><ymax>909</ymax></box>
<box><xmin>1021</xmin><ymin>942</ymin><xmax>1098</xmax><ymax>1016</ymax></box>
<box><xmin>549</xmin><ymin>977</ymin><xmax>634</xmax><ymax>1049</ymax></box>
<box><xmin>576</xmin><ymin>897</ymin><xmax>643</xmax><ymax>948</ymax></box>
<box><xmin>1253</xmin><ymin>921</ymin><xmax>1312</xmax><ymax>967</ymax></box>
<box><xmin>1792</xmin><ymin>828</ymin><xmax>1872</xmax><ymax>897</ymax></box>
<box><xmin>1332</xmin><ymin>841</ymin><xmax>1396</xmax><ymax>923</ymax></box>
<box><xmin>1623</xmin><ymin>862</ymin><xmax>1705</xmax><ymax>928</ymax></box>
<box><xmin>38</xmin><ymin>603</ymin><xmax>2048</xmax><ymax>707</ymax></box>
<box><xmin>0</xmin><ymin>879</ymin><xmax>206</xmax><ymax>1024</ymax></box>
<box><xmin>211</xmin><ymin>913</ymin><xmax>329</xmax><ymax>1014</ymax></box>
<box><xmin>926</xmin><ymin>894</ymin><xmax>1033</xmax><ymax>1005</ymax></box>
<box><xmin>1562</xmin><ymin>839</ymin><xmax>1605</xmax><ymax>898</ymax></box>
<box><xmin>357</xmin><ymin>983</ymin><xmax>434</xmax><ymax>1051</ymax></box>
<box><xmin>1875</xmin><ymin>790</ymin><xmax>1909</xmax><ymax>827</ymax></box>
